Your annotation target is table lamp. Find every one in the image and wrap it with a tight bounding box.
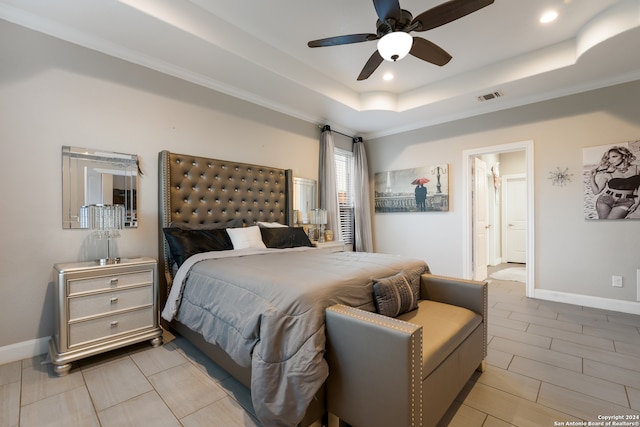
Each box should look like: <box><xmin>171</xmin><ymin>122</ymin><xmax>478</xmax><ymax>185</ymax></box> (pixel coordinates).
<box><xmin>80</xmin><ymin>204</ymin><xmax>124</xmax><ymax>265</ymax></box>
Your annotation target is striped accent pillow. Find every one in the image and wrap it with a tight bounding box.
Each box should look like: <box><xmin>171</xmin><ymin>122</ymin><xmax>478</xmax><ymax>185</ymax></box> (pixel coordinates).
<box><xmin>372</xmin><ymin>273</ymin><xmax>418</xmax><ymax>317</ymax></box>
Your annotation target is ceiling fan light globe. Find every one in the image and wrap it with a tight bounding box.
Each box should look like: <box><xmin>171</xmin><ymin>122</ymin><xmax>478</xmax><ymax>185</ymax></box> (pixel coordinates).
<box><xmin>377</xmin><ymin>31</ymin><xmax>412</xmax><ymax>62</ymax></box>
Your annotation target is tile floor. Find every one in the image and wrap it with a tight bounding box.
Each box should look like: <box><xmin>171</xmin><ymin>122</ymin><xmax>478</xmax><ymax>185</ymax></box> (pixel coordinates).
<box><xmin>1</xmin><ymin>264</ymin><xmax>640</xmax><ymax>427</ymax></box>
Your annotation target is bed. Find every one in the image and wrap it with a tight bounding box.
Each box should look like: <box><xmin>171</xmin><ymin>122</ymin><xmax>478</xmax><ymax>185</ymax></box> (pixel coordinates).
<box><xmin>157</xmin><ymin>151</ymin><xmax>430</xmax><ymax>426</ymax></box>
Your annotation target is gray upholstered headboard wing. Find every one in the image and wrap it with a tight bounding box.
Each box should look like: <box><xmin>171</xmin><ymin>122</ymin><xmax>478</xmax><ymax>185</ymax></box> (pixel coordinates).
<box><xmin>158</xmin><ymin>150</ymin><xmax>293</xmax><ymax>304</ymax></box>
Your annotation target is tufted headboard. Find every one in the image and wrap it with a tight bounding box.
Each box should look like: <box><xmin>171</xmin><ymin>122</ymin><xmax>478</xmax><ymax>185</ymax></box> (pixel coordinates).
<box><xmin>158</xmin><ymin>150</ymin><xmax>293</xmax><ymax>304</ymax></box>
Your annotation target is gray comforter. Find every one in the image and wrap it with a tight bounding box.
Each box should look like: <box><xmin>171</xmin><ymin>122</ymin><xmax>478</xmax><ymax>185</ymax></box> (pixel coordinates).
<box><xmin>163</xmin><ymin>248</ymin><xmax>428</xmax><ymax>426</ymax></box>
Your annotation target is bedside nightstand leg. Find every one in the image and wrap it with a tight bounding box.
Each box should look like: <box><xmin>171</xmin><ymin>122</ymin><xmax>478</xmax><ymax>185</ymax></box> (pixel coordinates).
<box><xmin>53</xmin><ymin>363</ymin><xmax>72</xmax><ymax>377</ymax></box>
<box><xmin>150</xmin><ymin>337</ymin><xmax>163</xmax><ymax>348</ymax></box>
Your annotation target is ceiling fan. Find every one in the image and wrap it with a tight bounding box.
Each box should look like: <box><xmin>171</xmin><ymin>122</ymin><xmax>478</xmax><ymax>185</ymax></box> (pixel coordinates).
<box><xmin>307</xmin><ymin>0</ymin><xmax>495</xmax><ymax>80</ymax></box>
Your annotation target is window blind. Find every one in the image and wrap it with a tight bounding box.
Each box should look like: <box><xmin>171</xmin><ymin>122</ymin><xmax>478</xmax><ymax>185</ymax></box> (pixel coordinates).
<box><xmin>335</xmin><ymin>148</ymin><xmax>354</xmax><ymax>246</ymax></box>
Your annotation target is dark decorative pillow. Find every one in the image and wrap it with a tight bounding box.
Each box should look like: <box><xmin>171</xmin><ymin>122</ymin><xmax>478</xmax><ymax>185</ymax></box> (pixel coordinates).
<box><xmin>168</xmin><ymin>218</ymin><xmax>244</xmax><ymax>230</ymax></box>
<box><xmin>162</xmin><ymin>228</ymin><xmax>233</xmax><ymax>267</ymax></box>
<box><xmin>372</xmin><ymin>273</ymin><xmax>419</xmax><ymax>317</ymax></box>
<box><xmin>260</xmin><ymin>227</ymin><xmax>314</xmax><ymax>249</ymax></box>
<box><xmin>403</xmin><ymin>268</ymin><xmax>422</xmax><ymax>302</ymax></box>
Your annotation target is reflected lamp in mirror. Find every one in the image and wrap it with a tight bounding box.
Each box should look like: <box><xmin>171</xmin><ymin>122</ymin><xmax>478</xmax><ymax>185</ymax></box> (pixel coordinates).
<box><xmin>62</xmin><ymin>146</ymin><xmax>139</xmax><ymax>229</ymax></box>
<box><xmin>81</xmin><ymin>204</ymin><xmax>124</xmax><ymax>265</ymax></box>
<box><xmin>293</xmin><ymin>177</ymin><xmax>316</xmax><ymax>225</ymax></box>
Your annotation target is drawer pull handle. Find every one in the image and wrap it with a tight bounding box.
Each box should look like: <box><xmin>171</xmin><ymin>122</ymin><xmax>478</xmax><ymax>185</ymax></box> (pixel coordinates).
<box><xmin>110</xmin><ymin>297</ymin><xmax>119</xmax><ymax>304</ymax></box>
<box><xmin>110</xmin><ymin>321</ymin><xmax>119</xmax><ymax>328</ymax></box>
<box><xmin>110</xmin><ymin>278</ymin><xmax>119</xmax><ymax>285</ymax></box>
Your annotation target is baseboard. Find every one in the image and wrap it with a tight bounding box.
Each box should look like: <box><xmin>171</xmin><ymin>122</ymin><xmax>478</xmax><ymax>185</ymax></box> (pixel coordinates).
<box><xmin>534</xmin><ymin>289</ymin><xmax>640</xmax><ymax>315</ymax></box>
<box><xmin>0</xmin><ymin>337</ymin><xmax>49</xmax><ymax>365</ymax></box>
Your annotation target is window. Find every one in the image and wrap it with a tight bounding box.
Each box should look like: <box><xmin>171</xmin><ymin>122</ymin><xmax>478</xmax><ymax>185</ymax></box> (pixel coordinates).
<box><xmin>335</xmin><ymin>148</ymin><xmax>354</xmax><ymax>247</ymax></box>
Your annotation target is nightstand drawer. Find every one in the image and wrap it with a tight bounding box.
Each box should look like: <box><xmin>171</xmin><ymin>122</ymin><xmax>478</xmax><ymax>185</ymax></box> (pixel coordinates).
<box><xmin>68</xmin><ymin>285</ymin><xmax>152</xmax><ymax>320</ymax></box>
<box><xmin>69</xmin><ymin>307</ymin><xmax>154</xmax><ymax>347</ymax></box>
<box><xmin>314</xmin><ymin>240</ymin><xmax>345</xmax><ymax>253</ymax></box>
<box><xmin>68</xmin><ymin>270</ymin><xmax>153</xmax><ymax>295</ymax></box>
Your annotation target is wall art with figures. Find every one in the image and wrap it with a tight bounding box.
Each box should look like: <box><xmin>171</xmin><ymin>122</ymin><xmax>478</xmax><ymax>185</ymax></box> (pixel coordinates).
<box><xmin>374</xmin><ymin>164</ymin><xmax>449</xmax><ymax>213</ymax></box>
<box><xmin>583</xmin><ymin>140</ymin><xmax>640</xmax><ymax>220</ymax></box>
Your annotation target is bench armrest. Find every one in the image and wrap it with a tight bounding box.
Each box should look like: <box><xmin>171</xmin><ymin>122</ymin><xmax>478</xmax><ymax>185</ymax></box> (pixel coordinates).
<box><xmin>421</xmin><ymin>273</ymin><xmax>487</xmax><ymax>315</ymax></box>
<box><xmin>325</xmin><ymin>305</ymin><xmax>423</xmax><ymax>427</ymax></box>
<box><xmin>421</xmin><ymin>273</ymin><xmax>488</xmax><ymax>358</ymax></box>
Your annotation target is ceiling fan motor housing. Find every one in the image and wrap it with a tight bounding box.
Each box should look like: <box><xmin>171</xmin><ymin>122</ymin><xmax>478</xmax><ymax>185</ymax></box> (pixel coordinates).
<box><xmin>376</xmin><ymin>9</ymin><xmax>414</xmax><ymax>36</ymax></box>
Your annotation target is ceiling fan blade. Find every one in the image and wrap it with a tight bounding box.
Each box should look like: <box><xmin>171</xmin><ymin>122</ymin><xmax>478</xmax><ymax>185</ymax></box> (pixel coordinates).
<box><xmin>308</xmin><ymin>33</ymin><xmax>379</xmax><ymax>48</ymax></box>
<box><xmin>357</xmin><ymin>50</ymin><xmax>384</xmax><ymax>81</ymax></box>
<box><xmin>410</xmin><ymin>37</ymin><xmax>452</xmax><ymax>66</ymax></box>
<box><xmin>411</xmin><ymin>0</ymin><xmax>494</xmax><ymax>32</ymax></box>
<box><xmin>373</xmin><ymin>0</ymin><xmax>402</xmax><ymax>23</ymax></box>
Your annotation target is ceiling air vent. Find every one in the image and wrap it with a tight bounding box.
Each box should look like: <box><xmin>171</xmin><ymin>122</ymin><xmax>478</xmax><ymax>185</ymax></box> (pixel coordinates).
<box><xmin>477</xmin><ymin>90</ymin><xmax>504</xmax><ymax>102</ymax></box>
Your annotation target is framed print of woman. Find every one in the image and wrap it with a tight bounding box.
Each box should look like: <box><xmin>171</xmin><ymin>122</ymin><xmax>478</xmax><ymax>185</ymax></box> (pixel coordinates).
<box><xmin>583</xmin><ymin>141</ymin><xmax>640</xmax><ymax>220</ymax></box>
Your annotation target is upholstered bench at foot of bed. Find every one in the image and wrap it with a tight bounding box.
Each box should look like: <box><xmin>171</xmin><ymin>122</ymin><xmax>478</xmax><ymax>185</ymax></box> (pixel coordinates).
<box><xmin>325</xmin><ymin>273</ymin><xmax>487</xmax><ymax>427</ymax></box>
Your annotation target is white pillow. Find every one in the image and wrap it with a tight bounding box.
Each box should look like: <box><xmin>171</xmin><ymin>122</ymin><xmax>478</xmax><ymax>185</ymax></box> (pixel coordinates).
<box><xmin>257</xmin><ymin>221</ymin><xmax>288</xmax><ymax>228</ymax></box>
<box><xmin>227</xmin><ymin>226</ymin><xmax>266</xmax><ymax>250</ymax></box>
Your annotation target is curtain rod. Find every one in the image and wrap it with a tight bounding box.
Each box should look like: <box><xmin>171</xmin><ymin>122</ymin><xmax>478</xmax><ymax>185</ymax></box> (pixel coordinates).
<box><xmin>319</xmin><ymin>124</ymin><xmax>363</xmax><ymax>143</ymax></box>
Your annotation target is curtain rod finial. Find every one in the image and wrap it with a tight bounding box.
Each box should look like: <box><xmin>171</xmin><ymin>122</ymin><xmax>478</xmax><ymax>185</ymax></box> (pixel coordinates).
<box><xmin>353</xmin><ymin>136</ymin><xmax>363</xmax><ymax>143</ymax></box>
<box><xmin>321</xmin><ymin>124</ymin><xmax>331</xmax><ymax>132</ymax></box>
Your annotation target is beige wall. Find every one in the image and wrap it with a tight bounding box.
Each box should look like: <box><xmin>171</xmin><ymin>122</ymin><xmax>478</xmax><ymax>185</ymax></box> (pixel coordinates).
<box><xmin>0</xmin><ymin>21</ymin><xmax>319</xmax><ymax>351</ymax></box>
<box><xmin>366</xmin><ymin>80</ymin><xmax>640</xmax><ymax>311</ymax></box>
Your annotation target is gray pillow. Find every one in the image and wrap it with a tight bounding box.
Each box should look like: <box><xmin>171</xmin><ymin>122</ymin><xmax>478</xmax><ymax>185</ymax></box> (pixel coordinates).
<box><xmin>372</xmin><ymin>273</ymin><xmax>418</xmax><ymax>317</ymax></box>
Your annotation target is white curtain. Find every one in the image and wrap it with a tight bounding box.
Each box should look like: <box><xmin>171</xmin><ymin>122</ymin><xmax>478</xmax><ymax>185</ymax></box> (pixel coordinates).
<box><xmin>319</xmin><ymin>127</ymin><xmax>341</xmax><ymax>241</ymax></box>
<box><xmin>353</xmin><ymin>138</ymin><xmax>373</xmax><ymax>252</ymax></box>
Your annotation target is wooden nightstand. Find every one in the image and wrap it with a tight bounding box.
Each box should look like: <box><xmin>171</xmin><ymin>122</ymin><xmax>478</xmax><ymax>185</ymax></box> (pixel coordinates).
<box><xmin>49</xmin><ymin>257</ymin><xmax>163</xmax><ymax>376</ymax></box>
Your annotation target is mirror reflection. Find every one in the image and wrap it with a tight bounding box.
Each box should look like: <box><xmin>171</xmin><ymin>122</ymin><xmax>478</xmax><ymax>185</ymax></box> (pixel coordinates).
<box><xmin>62</xmin><ymin>146</ymin><xmax>139</xmax><ymax>229</ymax></box>
<box><xmin>293</xmin><ymin>177</ymin><xmax>316</xmax><ymax>224</ymax></box>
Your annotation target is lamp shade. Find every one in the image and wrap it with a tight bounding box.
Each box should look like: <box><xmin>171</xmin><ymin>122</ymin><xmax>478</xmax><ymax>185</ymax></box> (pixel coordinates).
<box><xmin>81</xmin><ymin>204</ymin><xmax>125</xmax><ymax>264</ymax></box>
<box><xmin>310</xmin><ymin>208</ymin><xmax>327</xmax><ymax>225</ymax></box>
<box><xmin>80</xmin><ymin>204</ymin><xmax>124</xmax><ymax>235</ymax></box>
<box><xmin>377</xmin><ymin>31</ymin><xmax>413</xmax><ymax>62</ymax></box>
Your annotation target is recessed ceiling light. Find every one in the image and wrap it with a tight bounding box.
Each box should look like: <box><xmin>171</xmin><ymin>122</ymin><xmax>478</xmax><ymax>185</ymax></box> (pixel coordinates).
<box><xmin>540</xmin><ymin>10</ymin><xmax>558</xmax><ymax>24</ymax></box>
<box><xmin>383</xmin><ymin>72</ymin><xmax>394</xmax><ymax>81</ymax></box>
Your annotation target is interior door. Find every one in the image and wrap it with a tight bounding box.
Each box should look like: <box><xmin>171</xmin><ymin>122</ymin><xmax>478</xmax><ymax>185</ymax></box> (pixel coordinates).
<box><xmin>473</xmin><ymin>157</ymin><xmax>488</xmax><ymax>280</ymax></box>
<box><xmin>487</xmin><ymin>173</ymin><xmax>499</xmax><ymax>266</ymax></box>
<box><xmin>504</xmin><ymin>176</ymin><xmax>527</xmax><ymax>263</ymax></box>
